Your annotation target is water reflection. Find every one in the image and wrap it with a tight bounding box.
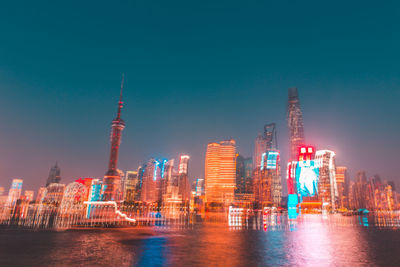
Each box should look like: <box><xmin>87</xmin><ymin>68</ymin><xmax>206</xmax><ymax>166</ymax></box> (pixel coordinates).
<box><xmin>1</xmin><ymin>212</ymin><xmax>400</xmax><ymax>266</ymax></box>
<box><xmin>135</xmin><ymin>236</ymin><xmax>169</xmax><ymax>266</ymax></box>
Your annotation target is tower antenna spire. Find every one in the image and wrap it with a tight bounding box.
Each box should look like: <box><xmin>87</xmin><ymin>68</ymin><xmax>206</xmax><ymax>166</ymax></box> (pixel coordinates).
<box><xmin>117</xmin><ymin>73</ymin><xmax>124</xmax><ymax>120</ymax></box>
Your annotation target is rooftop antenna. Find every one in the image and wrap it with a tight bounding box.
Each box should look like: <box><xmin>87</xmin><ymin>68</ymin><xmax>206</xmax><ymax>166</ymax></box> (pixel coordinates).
<box><xmin>117</xmin><ymin>73</ymin><xmax>124</xmax><ymax>120</ymax></box>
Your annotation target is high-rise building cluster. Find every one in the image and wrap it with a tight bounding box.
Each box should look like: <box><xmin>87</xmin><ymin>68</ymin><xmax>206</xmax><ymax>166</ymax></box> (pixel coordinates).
<box><xmin>348</xmin><ymin>172</ymin><xmax>397</xmax><ymax>211</ymax></box>
<box><xmin>1</xmin><ymin>83</ymin><xmax>399</xmax><ymax>228</ymax></box>
<box><xmin>284</xmin><ymin>89</ymin><xmax>400</xmax><ymax>213</ymax></box>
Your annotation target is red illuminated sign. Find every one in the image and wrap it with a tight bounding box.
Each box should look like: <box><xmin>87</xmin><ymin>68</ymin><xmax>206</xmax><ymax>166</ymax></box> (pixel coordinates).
<box><xmin>298</xmin><ymin>146</ymin><xmax>315</xmax><ymax>162</ymax></box>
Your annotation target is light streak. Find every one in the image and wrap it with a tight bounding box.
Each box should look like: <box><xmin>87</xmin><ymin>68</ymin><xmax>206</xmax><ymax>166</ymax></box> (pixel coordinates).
<box><xmin>84</xmin><ymin>201</ymin><xmax>136</xmax><ymax>223</ymax></box>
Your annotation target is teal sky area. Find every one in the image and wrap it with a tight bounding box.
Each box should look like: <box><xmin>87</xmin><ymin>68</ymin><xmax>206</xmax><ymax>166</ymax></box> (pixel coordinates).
<box><xmin>0</xmin><ymin>1</ymin><xmax>399</xmax><ymax>193</ymax></box>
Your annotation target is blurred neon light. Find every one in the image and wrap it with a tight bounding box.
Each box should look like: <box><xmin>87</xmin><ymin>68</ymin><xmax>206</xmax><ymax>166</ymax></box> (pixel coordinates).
<box><xmin>296</xmin><ymin>160</ymin><xmax>319</xmax><ymax>198</ymax></box>
<box><xmin>84</xmin><ymin>201</ymin><xmax>136</xmax><ymax>223</ymax></box>
<box><xmin>260</xmin><ymin>152</ymin><xmax>266</xmax><ymax>170</ymax></box>
<box><xmin>153</xmin><ymin>160</ymin><xmax>160</xmax><ymax>181</ymax></box>
<box><xmin>160</xmin><ymin>159</ymin><xmax>167</xmax><ymax>179</ymax></box>
<box><xmin>266</xmin><ymin>151</ymin><xmax>279</xmax><ymax>169</ymax></box>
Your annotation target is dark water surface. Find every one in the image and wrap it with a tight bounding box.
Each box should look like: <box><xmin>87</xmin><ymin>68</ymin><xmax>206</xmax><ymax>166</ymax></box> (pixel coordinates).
<box><xmin>1</xmin><ymin>214</ymin><xmax>400</xmax><ymax>266</ymax></box>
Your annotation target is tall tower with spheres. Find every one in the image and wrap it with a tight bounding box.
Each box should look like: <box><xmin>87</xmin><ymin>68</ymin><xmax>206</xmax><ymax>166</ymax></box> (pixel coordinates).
<box><xmin>103</xmin><ymin>74</ymin><xmax>126</xmax><ymax>201</ymax></box>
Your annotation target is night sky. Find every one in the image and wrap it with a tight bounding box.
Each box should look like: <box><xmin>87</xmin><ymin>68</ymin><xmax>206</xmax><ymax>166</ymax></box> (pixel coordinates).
<box><xmin>0</xmin><ymin>1</ymin><xmax>399</xmax><ymax>194</ymax></box>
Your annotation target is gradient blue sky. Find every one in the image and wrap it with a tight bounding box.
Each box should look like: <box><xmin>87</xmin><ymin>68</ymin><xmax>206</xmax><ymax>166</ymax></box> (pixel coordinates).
<box><xmin>0</xmin><ymin>1</ymin><xmax>399</xmax><ymax>194</ymax></box>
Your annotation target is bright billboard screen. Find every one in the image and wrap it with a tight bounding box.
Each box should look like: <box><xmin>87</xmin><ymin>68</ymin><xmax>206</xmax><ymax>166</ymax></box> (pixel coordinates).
<box><xmin>296</xmin><ymin>160</ymin><xmax>319</xmax><ymax>197</ymax></box>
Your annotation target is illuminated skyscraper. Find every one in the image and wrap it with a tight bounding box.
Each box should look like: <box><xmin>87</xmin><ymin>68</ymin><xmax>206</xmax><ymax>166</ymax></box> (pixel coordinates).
<box><xmin>42</xmin><ymin>183</ymin><xmax>66</xmax><ymax>207</ymax></box>
<box><xmin>253</xmin><ymin>123</ymin><xmax>281</xmax><ymax>207</ymax></box>
<box><xmin>351</xmin><ymin>171</ymin><xmax>368</xmax><ymax>209</ymax></box>
<box><xmin>253</xmin><ymin>133</ymin><xmax>267</xmax><ymax>170</ymax></box>
<box><xmin>287</xmin><ymin>88</ymin><xmax>305</xmax><ymax>161</ymax></box>
<box><xmin>315</xmin><ymin>150</ymin><xmax>338</xmax><ymax>209</ymax></box>
<box><xmin>253</xmin><ymin>123</ymin><xmax>277</xmax><ymax>170</ymax></box>
<box><xmin>195</xmin><ymin>178</ymin><xmax>205</xmax><ymax>196</ymax></box>
<box><xmin>178</xmin><ymin>155</ymin><xmax>190</xmax><ymax>203</ymax></box>
<box><xmin>124</xmin><ymin>171</ymin><xmax>139</xmax><ymax>202</ymax></box>
<box><xmin>254</xmin><ymin>150</ymin><xmax>282</xmax><ymax>207</ymax></box>
<box><xmin>45</xmin><ymin>162</ymin><xmax>61</xmax><ymax>187</ymax></box>
<box><xmin>205</xmin><ymin>139</ymin><xmax>236</xmax><ymax>206</ymax></box>
<box><xmin>235</xmin><ymin>154</ymin><xmax>246</xmax><ymax>194</ymax></box>
<box><xmin>141</xmin><ymin>159</ymin><xmax>162</xmax><ymax>203</ymax></box>
<box><xmin>103</xmin><ymin>75</ymin><xmax>126</xmax><ymax>201</ymax></box>
<box><xmin>235</xmin><ymin>155</ymin><xmax>253</xmax><ymax>195</ymax></box>
<box><xmin>244</xmin><ymin>158</ymin><xmax>253</xmax><ymax>193</ymax></box>
<box><xmin>335</xmin><ymin>166</ymin><xmax>349</xmax><ymax>209</ymax></box>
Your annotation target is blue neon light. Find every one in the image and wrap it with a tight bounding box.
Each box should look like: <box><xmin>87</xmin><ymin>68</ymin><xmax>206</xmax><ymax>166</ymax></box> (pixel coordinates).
<box><xmin>153</xmin><ymin>160</ymin><xmax>160</xmax><ymax>181</ymax></box>
<box><xmin>260</xmin><ymin>152</ymin><xmax>267</xmax><ymax>170</ymax></box>
<box><xmin>288</xmin><ymin>194</ymin><xmax>299</xmax><ymax>219</ymax></box>
<box><xmin>266</xmin><ymin>151</ymin><xmax>279</xmax><ymax>169</ymax></box>
<box><xmin>138</xmin><ymin>165</ymin><xmax>145</xmax><ymax>189</ymax></box>
<box><xmin>160</xmin><ymin>159</ymin><xmax>167</xmax><ymax>179</ymax></box>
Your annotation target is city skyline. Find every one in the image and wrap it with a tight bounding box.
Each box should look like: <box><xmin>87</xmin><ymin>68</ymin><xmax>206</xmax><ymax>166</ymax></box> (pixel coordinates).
<box><xmin>1</xmin><ymin>1</ymin><xmax>399</xmax><ymax>193</ymax></box>
<box><xmin>1</xmin><ymin>2</ymin><xmax>400</xmax><ymax>266</ymax></box>
<box><xmin>0</xmin><ymin>80</ymin><xmax>397</xmax><ymax>195</ymax></box>
<box><xmin>0</xmin><ymin>82</ymin><xmax>397</xmax><ymax>194</ymax></box>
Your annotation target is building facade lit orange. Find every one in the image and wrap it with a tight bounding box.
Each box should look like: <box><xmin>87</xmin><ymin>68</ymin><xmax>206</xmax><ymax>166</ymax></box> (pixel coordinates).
<box><xmin>335</xmin><ymin>166</ymin><xmax>349</xmax><ymax>209</ymax></box>
<box><xmin>205</xmin><ymin>140</ymin><xmax>236</xmax><ymax>206</ymax></box>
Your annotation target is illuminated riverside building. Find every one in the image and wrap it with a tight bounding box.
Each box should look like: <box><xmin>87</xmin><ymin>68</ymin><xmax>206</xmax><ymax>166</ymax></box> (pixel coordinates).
<box><xmin>253</xmin><ymin>124</ymin><xmax>277</xmax><ymax>170</ymax></box>
<box><xmin>205</xmin><ymin>139</ymin><xmax>236</xmax><ymax>206</ymax></box>
<box><xmin>315</xmin><ymin>150</ymin><xmax>338</xmax><ymax>210</ymax></box>
<box><xmin>137</xmin><ymin>165</ymin><xmax>145</xmax><ymax>198</ymax></box>
<box><xmin>178</xmin><ymin>155</ymin><xmax>190</xmax><ymax>204</ymax></box>
<box><xmin>45</xmin><ymin>162</ymin><xmax>61</xmax><ymax>187</ymax></box>
<box><xmin>253</xmin><ymin>150</ymin><xmax>282</xmax><ymax>207</ymax></box>
<box><xmin>124</xmin><ymin>171</ymin><xmax>139</xmax><ymax>202</ymax></box>
<box><xmin>140</xmin><ymin>158</ymin><xmax>170</xmax><ymax>204</ymax></box>
<box><xmin>371</xmin><ymin>178</ymin><xmax>395</xmax><ymax>211</ymax></box>
<box><xmin>57</xmin><ymin>181</ymin><xmax>90</xmax><ymax>227</ymax></box>
<box><xmin>383</xmin><ymin>183</ymin><xmax>395</xmax><ymax>210</ymax></box>
<box><xmin>349</xmin><ymin>172</ymin><xmax>397</xmax><ymax>211</ymax></box>
<box><xmin>141</xmin><ymin>159</ymin><xmax>160</xmax><ymax>203</ymax></box>
<box><xmin>195</xmin><ymin>178</ymin><xmax>205</xmax><ymax>196</ymax></box>
<box><xmin>287</xmin><ymin>146</ymin><xmax>320</xmax><ymax>210</ymax></box>
<box><xmin>36</xmin><ymin>187</ymin><xmax>46</xmax><ymax>202</ymax></box>
<box><xmin>163</xmin><ymin>159</ymin><xmax>191</xmax><ymax>216</ymax></box>
<box><xmin>235</xmin><ymin>154</ymin><xmax>246</xmax><ymax>194</ymax></box>
<box><xmin>252</xmin><ymin>123</ymin><xmax>282</xmax><ymax>208</ymax></box>
<box><xmin>244</xmin><ymin>158</ymin><xmax>253</xmax><ymax>188</ymax></box>
<box><xmin>288</xmin><ymin>147</ymin><xmax>339</xmax><ymax>211</ymax></box>
<box><xmin>235</xmin><ymin>155</ymin><xmax>254</xmax><ymax>207</ymax></box>
<box><xmin>0</xmin><ymin>187</ymin><xmax>5</xmax><ymax>207</ymax></box>
<box><xmin>253</xmin><ymin>133</ymin><xmax>267</xmax><ymax>170</ymax></box>
<box><xmin>7</xmin><ymin>179</ymin><xmax>23</xmax><ymax>208</ymax></box>
<box><xmin>88</xmin><ymin>179</ymin><xmax>104</xmax><ymax>202</ymax></box>
<box><xmin>350</xmin><ymin>171</ymin><xmax>368</xmax><ymax>210</ymax></box>
<box><xmin>41</xmin><ymin>183</ymin><xmax>66</xmax><ymax>207</ymax></box>
<box><xmin>103</xmin><ymin>76</ymin><xmax>126</xmax><ymax>201</ymax></box>
<box><xmin>16</xmin><ymin>194</ymin><xmax>32</xmax><ymax>219</ymax></box>
<box><xmin>86</xmin><ymin>179</ymin><xmax>105</xmax><ymax>218</ymax></box>
<box><xmin>59</xmin><ymin>182</ymin><xmax>89</xmax><ymax>216</ymax></box>
<box><xmin>336</xmin><ymin>166</ymin><xmax>349</xmax><ymax>209</ymax></box>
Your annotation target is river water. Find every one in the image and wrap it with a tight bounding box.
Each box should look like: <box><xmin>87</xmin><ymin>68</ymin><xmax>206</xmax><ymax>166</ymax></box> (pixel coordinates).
<box><xmin>1</xmin><ymin>214</ymin><xmax>400</xmax><ymax>266</ymax></box>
